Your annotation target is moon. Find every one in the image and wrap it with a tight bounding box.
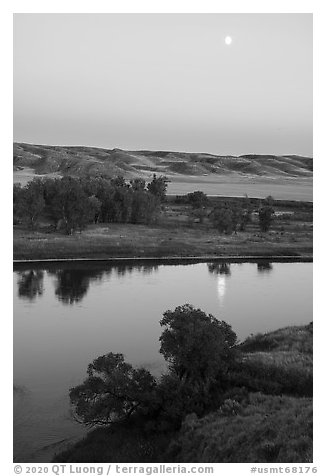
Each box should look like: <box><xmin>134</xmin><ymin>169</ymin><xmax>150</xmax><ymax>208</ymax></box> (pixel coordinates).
<box><xmin>225</xmin><ymin>36</ymin><xmax>232</xmax><ymax>46</ymax></box>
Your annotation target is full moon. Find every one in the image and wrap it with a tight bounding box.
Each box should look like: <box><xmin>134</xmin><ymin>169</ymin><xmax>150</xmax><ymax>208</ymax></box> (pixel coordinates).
<box><xmin>225</xmin><ymin>36</ymin><xmax>232</xmax><ymax>45</ymax></box>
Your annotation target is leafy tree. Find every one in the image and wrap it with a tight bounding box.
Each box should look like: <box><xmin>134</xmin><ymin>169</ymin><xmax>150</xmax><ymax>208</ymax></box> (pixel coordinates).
<box><xmin>210</xmin><ymin>202</ymin><xmax>247</xmax><ymax>234</ymax></box>
<box><xmin>51</xmin><ymin>177</ymin><xmax>94</xmax><ymax>234</ymax></box>
<box><xmin>264</xmin><ymin>195</ymin><xmax>275</xmax><ymax>207</ymax></box>
<box><xmin>88</xmin><ymin>196</ymin><xmax>102</xmax><ymax>223</ymax></box>
<box><xmin>113</xmin><ymin>187</ymin><xmax>133</xmax><ymax>223</ymax></box>
<box><xmin>147</xmin><ymin>174</ymin><xmax>169</xmax><ymax>202</ymax></box>
<box><xmin>15</xmin><ymin>178</ymin><xmax>45</xmax><ymax>229</ymax></box>
<box><xmin>239</xmin><ymin>195</ymin><xmax>253</xmax><ymax>231</ymax></box>
<box><xmin>130</xmin><ymin>178</ymin><xmax>146</xmax><ymax>192</ymax></box>
<box><xmin>69</xmin><ymin>353</ymin><xmax>156</xmax><ymax>426</ymax></box>
<box><xmin>42</xmin><ymin>178</ymin><xmax>61</xmax><ymax>227</ymax></box>
<box><xmin>185</xmin><ymin>192</ymin><xmax>209</xmax><ymax>225</ymax></box>
<box><xmin>259</xmin><ymin>205</ymin><xmax>274</xmax><ymax>232</ymax></box>
<box><xmin>94</xmin><ymin>181</ymin><xmax>116</xmax><ymax>223</ymax></box>
<box><xmin>111</xmin><ymin>176</ymin><xmax>129</xmax><ymax>188</ymax></box>
<box><xmin>185</xmin><ymin>191</ymin><xmax>209</xmax><ymax>209</ymax></box>
<box><xmin>210</xmin><ymin>206</ymin><xmax>234</xmax><ymax>234</ymax></box>
<box><xmin>159</xmin><ymin>304</ymin><xmax>237</xmax><ymax>389</ymax></box>
<box><xmin>131</xmin><ymin>190</ymin><xmax>160</xmax><ymax>224</ymax></box>
<box><xmin>13</xmin><ymin>183</ymin><xmax>23</xmax><ymax>222</ymax></box>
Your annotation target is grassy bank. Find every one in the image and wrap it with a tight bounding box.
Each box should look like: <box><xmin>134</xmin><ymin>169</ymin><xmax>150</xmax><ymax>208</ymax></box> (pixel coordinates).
<box><xmin>168</xmin><ymin>393</ymin><xmax>312</xmax><ymax>463</ymax></box>
<box><xmin>53</xmin><ymin>323</ymin><xmax>313</xmax><ymax>463</ymax></box>
<box><xmin>13</xmin><ymin>196</ymin><xmax>313</xmax><ymax>261</ymax></box>
<box><xmin>169</xmin><ymin>323</ymin><xmax>313</xmax><ymax>463</ymax></box>
<box><xmin>14</xmin><ymin>207</ymin><xmax>312</xmax><ymax>261</ymax></box>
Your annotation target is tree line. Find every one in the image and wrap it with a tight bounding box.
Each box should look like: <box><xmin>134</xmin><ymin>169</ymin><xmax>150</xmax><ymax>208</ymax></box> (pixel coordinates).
<box><xmin>13</xmin><ymin>174</ymin><xmax>275</xmax><ymax>234</ymax></box>
<box><xmin>182</xmin><ymin>190</ymin><xmax>275</xmax><ymax>233</ymax></box>
<box><xmin>13</xmin><ymin>174</ymin><xmax>168</xmax><ymax>234</ymax></box>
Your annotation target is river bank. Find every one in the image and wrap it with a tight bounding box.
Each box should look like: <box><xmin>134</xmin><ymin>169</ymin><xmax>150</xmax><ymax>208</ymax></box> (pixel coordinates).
<box><xmin>52</xmin><ymin>323</ymin><xmax>313</xmax><ymax>463</ymax></box>
<box><xmin>13</xmin><ymin>220</ymin><xmax>312</xmax><ymax>261</ymax></box>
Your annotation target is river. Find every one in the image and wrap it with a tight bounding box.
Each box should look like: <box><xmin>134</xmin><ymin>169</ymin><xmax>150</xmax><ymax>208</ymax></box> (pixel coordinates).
<box><xmin>13</xmin><ymin>260</ymin><xmax>312</xmax><ymax>462</ymax></box>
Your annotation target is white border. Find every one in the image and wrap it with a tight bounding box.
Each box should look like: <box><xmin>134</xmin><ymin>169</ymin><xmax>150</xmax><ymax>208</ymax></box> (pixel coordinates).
<box><xmin>2</xmin><ymin>1</ymin><xmax>324</xmax><ymax>474</ymax></box>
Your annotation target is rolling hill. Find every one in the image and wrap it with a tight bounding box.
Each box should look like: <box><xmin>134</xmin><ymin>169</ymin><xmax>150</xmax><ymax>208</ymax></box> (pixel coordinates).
<box><xmin>13</xmin><ymin>143</ymin><xmax>313</xmax><ymax>181</ymax></box>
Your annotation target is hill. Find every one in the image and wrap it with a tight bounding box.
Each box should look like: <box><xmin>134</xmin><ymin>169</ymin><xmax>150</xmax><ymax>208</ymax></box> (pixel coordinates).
<box><xmin>13</xmin><ymin>142</ymin><xmax>313</xmax><ymax>181</ymax></box>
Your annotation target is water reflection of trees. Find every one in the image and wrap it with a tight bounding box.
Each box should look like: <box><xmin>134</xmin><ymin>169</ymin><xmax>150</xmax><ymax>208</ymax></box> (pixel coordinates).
<box><xmin>15</xmin><ymin>263</ymin><xmax>160</xmax><ymax>304</ymax></box>
<box><xmin>17</xmin><ymin>270</ymin><xmax>44</xmax><ymax>300</ymax></box>
<box><xmin>48</xmin><ymin>263</ymin><xmax>159</xmax><ymax>304</ymax></box>
<box><xmin>207</xmin><ymin>262</ymin><xmax>231</xmax><ymax>276</ymax></box>
<box><xmin>113</xmin><ymin>264</ymin><xmax>159</xmax><ymax>277</ymax></box>
<box><xmin>48</xmin><ymin>268</ymin><xmax>104</xmax><ymax>305</ymax></box>
<box><xmin>257</xmin><ymin>262</ymin><xmax>273</xmax><ymax>273</ymax></box>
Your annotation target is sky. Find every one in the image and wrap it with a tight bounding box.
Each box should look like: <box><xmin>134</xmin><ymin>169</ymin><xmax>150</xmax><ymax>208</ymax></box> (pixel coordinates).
<box><xmin>13</xmin><ymin>13</ymin><xmax>312</xmax><ymax>156</ymax></box>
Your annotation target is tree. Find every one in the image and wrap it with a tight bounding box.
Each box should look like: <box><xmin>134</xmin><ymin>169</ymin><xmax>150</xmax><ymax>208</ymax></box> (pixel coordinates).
<box><xmin>185</xmin><ymin>191</ymin><xmax>209</xmax><ymax>209</ymax></box>
<box><xmin>94</xmin><ymin>180</ymin><xmax>116</xmax><ymax>223</ymax></box>
<box><xmin>264</xmin><ymin>195</ymin><xmax>274</xmax><ymax>207</ymax></box>
<box><xmin>13</xmin><ymin>183</ymin><xmax>23</xmax><ymax>223</ymax></box>
<box><xmin>159</xmin><ymin>304</ymin><xmax>237</xmax><ymax>389</ymax></box>
<box><xmin>87</xmin><ymin>196</ymin><xmax>102</xmax><ymax>223</ymax></box>
<box><xmin>113</xmin><ymin>187</ymin><xmax>133</xmax><ymax>223</ymax></box>
<box><xmin>210</xmin><ymin>206</ymin><xmax>234</xmax><ymax>234</ymax></box>
<box><xmin>130</xmin><ymin>178</ymin><xmax>146</xmax><ymax>192</ymax></box>
<box><xmin>51</xmin><ymin>177</ymin><xmax>95</xmax><ymax>234</ymax></box>
<box><xmin>147</xmin><ymin>174</ymin><xmax>169</xmax><ymax>202</ymax></box>
<box><xmin>111</xmin><ymin>176</ymin><xmax>129</xmax><ymax>188</ymax></box>
<box><xmin>259</xmin><ymin>205</ymin><xmax>274</xmax><ymax>232</ymax></box>
<box><xmin>15</xmin><ymin>178</ymin><xmax>45</xmax><ymax>229</ymax></box>
<box><xmin>130</xmin><ymin>190</ymin><xmax>160</xmax><ymax>224</ymax></box>
<box><xmin>69</xmin><ymin>353</ymin><xmax>156</xmax><ymax>426</ymax></box>
<box><xmin>239</xmin><ymin>195</ymin><xmax>253</xmax><ymax>231</ymax></box>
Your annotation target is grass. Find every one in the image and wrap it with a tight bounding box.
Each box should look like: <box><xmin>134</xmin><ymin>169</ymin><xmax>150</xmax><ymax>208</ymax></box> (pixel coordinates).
<box><xmin>239</xmin><ymin>322</ymin><xmax>313</xmax><ymax>354</ymax></box>
<box><xmin>13</xmin><ymin>200</ymin><xmax>312</xmax><ymax>260</ymax></box>
<box><xmin>231</xmin><ymin>324</ymin><xmax>313</xmax><ymax>398</ymax></box>
<box><xmin>53</xmin><ymin>424</ymin><xmax>173</xmax><ymax>463</ymax></box>
<box><xmin>167</xmin><ymin>393</ymin><xmax>312</xmax><ymax>463</ymax></box>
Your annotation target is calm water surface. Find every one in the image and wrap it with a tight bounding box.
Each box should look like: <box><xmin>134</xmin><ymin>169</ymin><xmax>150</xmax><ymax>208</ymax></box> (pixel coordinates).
<box><xmin>13</xmin><ymin>261</ymin><xmax>312</xmax><ymax>462</ymax></box>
